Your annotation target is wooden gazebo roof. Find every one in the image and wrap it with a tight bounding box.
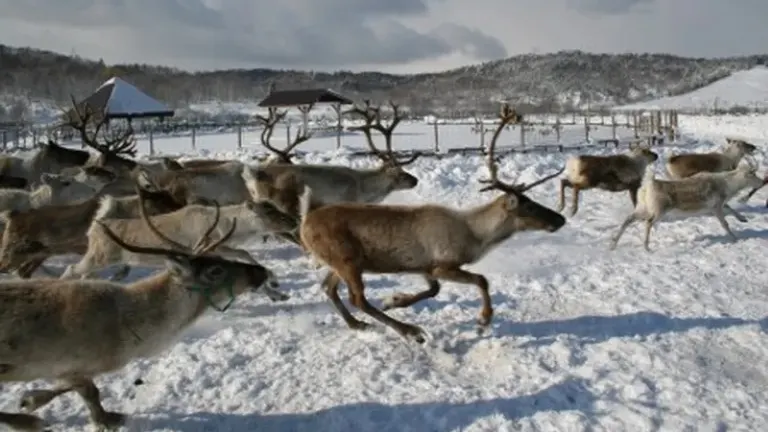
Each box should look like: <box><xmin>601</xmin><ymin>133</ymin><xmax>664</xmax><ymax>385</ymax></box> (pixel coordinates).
<box><xmin>258</xmin><ymin>88</ymin><xmax>353</xmax><ymax>107</ymax></box>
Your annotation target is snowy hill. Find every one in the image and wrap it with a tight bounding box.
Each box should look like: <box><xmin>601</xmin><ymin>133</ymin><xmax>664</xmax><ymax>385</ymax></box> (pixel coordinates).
<box><xmin>615</xmin><ymin>66</ymin><xmax>768</xmax><ymax>112</ymax></box>
<box><xmin>2</xmin><ymin>44</ymin><xmax>767</xmax><ymax>121</ymax></box>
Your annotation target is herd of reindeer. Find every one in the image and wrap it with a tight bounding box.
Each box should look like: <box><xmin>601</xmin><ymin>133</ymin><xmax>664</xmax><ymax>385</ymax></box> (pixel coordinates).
<box><xmin>0</xmin><ymin>101</ymin><xmax>764</xmax><ymax>430</ymax></box>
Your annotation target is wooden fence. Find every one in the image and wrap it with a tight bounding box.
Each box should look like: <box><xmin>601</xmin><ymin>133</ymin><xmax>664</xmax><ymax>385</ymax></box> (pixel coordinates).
<box><xmin>1</xmin><ymin>110</ymin><xmax>680</xmax><ymax>156</ymax></box>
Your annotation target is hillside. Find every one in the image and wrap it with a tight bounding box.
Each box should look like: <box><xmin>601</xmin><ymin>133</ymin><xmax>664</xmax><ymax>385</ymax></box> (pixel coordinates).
<box><xmin>1</xmin><ymin>44</ymin><xmax>767</xmax><ymax>120</ymax></box>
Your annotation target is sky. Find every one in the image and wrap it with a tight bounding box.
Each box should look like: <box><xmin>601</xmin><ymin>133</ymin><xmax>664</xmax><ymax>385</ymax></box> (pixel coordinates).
<box><xmin>1</xmin><ymin>0</ymin><xmax>767</xmax><ymax>74</ymax></box>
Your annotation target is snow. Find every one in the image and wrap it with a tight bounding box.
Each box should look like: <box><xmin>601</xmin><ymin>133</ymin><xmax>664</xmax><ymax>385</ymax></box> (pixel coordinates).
<box><xmin>1</xmin><ymin>114</ymin><xmax>768</xmax><ymax>431</ymax></box>
<box><xmin>613</xmin><ymin>66</ymin><xmax>768</xmax><ymax>112</ymax></box>
<box><xmin>98</xmin><ymin>77</ymin><xmax>172</xmax><ymax>117</ymax></box>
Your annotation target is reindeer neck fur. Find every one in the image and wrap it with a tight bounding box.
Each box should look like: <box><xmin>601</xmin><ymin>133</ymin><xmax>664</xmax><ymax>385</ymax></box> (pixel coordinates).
<box><xmin>356</xmin><ymin>166</ymin><xmax>402</xmax><ymax>203</ymax></box>
<box><xmin>117</xmin><ymin>271</ymin><xmax>211</xmax><ymax>357</ymax></box>
<box><xmin>720</xmin><ymin>145</ymin><xmax>747</xmax><ymax>168</ymax></box>
<box><xmin>460</xmin><ymin>196</ymin><xmax>516</xmax><ymax>258</ymax></box>
<box><xmin>27</xmin><ymin>184</ymin><xmax>54</xmax><ymax>207</ymax></box>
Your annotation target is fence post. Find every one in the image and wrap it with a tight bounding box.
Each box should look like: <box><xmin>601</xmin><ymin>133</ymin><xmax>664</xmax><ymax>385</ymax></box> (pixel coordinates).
<box><xmin>479</xmin><ymin>121</ymin><xmax>485</xmax><ymax>150</ymax></box>
<box><xmin>237</xmin><ymin>125</ymin><xmax>243</xmax><ymax>149</ymax></box>
<box><xmin>191</xmin><ymin>126</ymin><xmax>196</xmax><ymax>150</ymax></box>
<box><xmin>519</xmin><ymin>123</ymin><xmax>526</xmax><ymax>147</ymax></box>
<box><xmin>149</xmin><ymin>127</ymin><xmax>155</xmax><ymax>155</ymax></box>
<box><xmin>433</xmin><ymin>122</ymin><xmax>439</xmax><ymax>152</ymax></box>
<box><xmin>611</xmin><ymin>114</ymin><xmax>617</xmax><ymax>141</ymax></box>
<box><xmin>555</xmin><ymin>117</ymin><xmax>561</xmax><ymax>143</ymax></box>
<box><xmin>584</xmin><ymin>117</ymin><xmax>590</xmax><ymax>141</ymax></box>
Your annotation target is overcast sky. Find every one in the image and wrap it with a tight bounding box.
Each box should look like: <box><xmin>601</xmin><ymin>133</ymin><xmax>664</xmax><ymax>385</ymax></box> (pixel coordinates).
<box><xmin>1</xmin><ymin>0</ymin><xmax>766</xmax><ymax>74</ymax></box>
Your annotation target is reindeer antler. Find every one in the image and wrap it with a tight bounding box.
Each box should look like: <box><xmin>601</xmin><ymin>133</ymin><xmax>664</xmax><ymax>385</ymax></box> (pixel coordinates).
<box><xmin>345</xmin><ymin>100</ymin><xmax>420</xmax><ymax>167</ymax></box>
<box><xmin>95</xmin><ymin>185</ymin><xmax>237</xmax><ymax>258</ymax></box>
<box><xmin>65</xmin><ymin>95</ymin><xmax>137</xmax><ymax>157</ymax></box>
<box><xmin>256</xmin><ymin>106</ymin><xmax>313</xmax><ymax>164</ymax></box>
<box><xmin>479</xmin><ymin>103</ymin><xmax>563</xmax><ymax>194</ymax></box>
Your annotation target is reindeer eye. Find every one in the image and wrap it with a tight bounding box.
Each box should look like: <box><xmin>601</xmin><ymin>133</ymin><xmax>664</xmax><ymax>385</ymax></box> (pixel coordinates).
<box><xmin>204</xmin><ymin>265</ymin><xmax>227</xmax><ymax>279</ymax></box>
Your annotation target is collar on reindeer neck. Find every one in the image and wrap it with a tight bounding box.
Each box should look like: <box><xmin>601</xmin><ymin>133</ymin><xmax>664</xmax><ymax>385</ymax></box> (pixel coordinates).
<box><xmin>186</xmin><ymin>273</ymin><xmax>238</xmax><ymax>312</ymax></box>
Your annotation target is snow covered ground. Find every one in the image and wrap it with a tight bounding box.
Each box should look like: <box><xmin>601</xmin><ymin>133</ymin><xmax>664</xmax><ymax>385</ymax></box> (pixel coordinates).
<box><xmin>1</xmin><ymin>114</ymin><xmax>767</xmax><ymax>431</ymax></box>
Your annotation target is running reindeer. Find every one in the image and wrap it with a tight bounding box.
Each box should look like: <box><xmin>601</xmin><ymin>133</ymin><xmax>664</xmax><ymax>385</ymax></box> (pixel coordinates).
<box><xmin>298</xmin><ymin>104</ymin><xmax>566</xmax><ymax>343</ymax></box>
<box><xmin>609</xmin><ymin>158</ymin><xmax>767</xmax><ymax>251</ymax></box>
<box><xmin>246</xmin><ymin>100</ymin><xmax>421</xmax><ymax>219</ymax></box>
<box><xmin>0</xmin><ymin>201</ymin><xmax>279</xmax><ymax>431</ymax></box>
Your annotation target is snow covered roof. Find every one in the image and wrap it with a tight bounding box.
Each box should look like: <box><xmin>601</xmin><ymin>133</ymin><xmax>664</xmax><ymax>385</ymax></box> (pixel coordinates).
<box><xmin>71</xmin><ymin>77</ymin><xmax>174</xmax><ymax>119</ymax></box>
<box><xmin>612</xmin><ymin>66</ymin><xmax>768</xmax><ymax>113</ymax></box>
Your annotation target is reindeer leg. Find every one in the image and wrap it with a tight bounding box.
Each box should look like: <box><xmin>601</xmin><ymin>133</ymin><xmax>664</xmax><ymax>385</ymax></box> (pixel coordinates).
<box><xmin>382</xmin><ymin>276</ymin><xmax>441</xmax><ymax>310</ymax></box>
<box><xmin>609</xmin><ymin>212</ymin><xmax>639</xmax><ymax>250</ymax></box>
<box><xmin>723</xmin><ymin>204</ymin><xmax>748</xmax><ymax>222</ymax></box>
<box><xmin>431</xmin><ymin>267</ymin><xmax>492</xmax><ymax>331</ymax></box>
<box><xmin>340</xmin><ymin>268</ymin><xmax>427</xmax><ymax>343</ymax></box>
<box><xmin>19</xmin><ymin>384</ymin><xmax>74</xmax><ymax>412</ymax></box>
<box><xmin>0</xmin><ymin>412</ymin><xmax>46</xmax><ymax>431</ymax></box>
<box><xmin>643</xmin><ymin>216</ymin><xmax>659</xmax><ymax>251</ymax></box>
<box><xmin>737</xmin><ymin>185</ymin><xmax>764</xmax><ymax>204</ymax></box>
<box><xmin>557</xmin><ymin>179</ymin><xmax>571</xmax><ymax>212</ymax></box>
<box><xmin>570</xmin><ymin>185</ymin><xmax>581</xmax><ymax>216</ymax></box>
<box><xmin>713</xmin><ymin>206</ymin><xmax>738</xmax><ymax>241</ymax></box>
<box><xmin>628</xmin><ymin>185</ymin><xmax>639</xmax><ymax>207</ymax></box>
<box><xmin>68</xmin><ymin>377</ymin><xmax>126</xmax><ymax>430</ymax></box>
<box><xmin>321</xmin><ymin>270</ymin><xmax>371</xmax><ymax>330</ymax></box>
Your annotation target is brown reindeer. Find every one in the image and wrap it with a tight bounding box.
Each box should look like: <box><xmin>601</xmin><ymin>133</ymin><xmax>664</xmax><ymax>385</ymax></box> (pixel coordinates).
<box><xmin>0</xmin><ymin>200</ymin><xmax>279</xmax><ymax>431</ymax></box>
<box><xmin>297</xmin><ymin>104</ymin><xmax>566</xmax><ymax>343</ymax></box>
<box><xmin>558</xmin><ymin>147</ymin><xmax>659</xmax><ymax>216</ymax></box>
<box><xmin>0</xmin><ymin>185</ymin><xmax>187</xmax><ymax>279</ymax></box>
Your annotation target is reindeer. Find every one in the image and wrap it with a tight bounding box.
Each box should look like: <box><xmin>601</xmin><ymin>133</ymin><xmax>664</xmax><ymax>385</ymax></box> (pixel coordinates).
<box><xmin>0</xmin><ymin>173</ymin><xmax>109</xmax><ymax>222</ymax></box>
<box><xmin>665</xmin><ymin>138</ymin><xmax>757</xmax><ymax>179</ymax></box>
<box><xmin>63</xmin><ymin>97</ymin><xmax>181</xmax><ymax>179</ymax></box>
<box><xmin>0</xmin><ymin>140</ymin><xmax>96</xmax><ymax>188</ymax></box>
<box><xmin>60</xmin><ymin>191</ymin><xmax>297</xmax><ymax>301</ymax></box>
<box><xmin>136</xmin><ymin>160</ymin><xmax>254</xmax><ymax>206</ymax></box>
<box><xmin>298</xmin><ymin>104</ymin><xmax>566</xmax><ymax>343</ymax></box>
<box><xmin>0</xmin><ymin>185</ymin><xmax>187</xmax><ymax>279</ymax></box>
<box><xmin>0</xmin><ymin>201</ymin><xmax>280</xmax><ymax>431</ymax></box>
<box><xmin>609</xmin><ymin>161</ymin><xmax>768</xmax><ymax>251</ymax></box>
<box><xmin>246</xmin><ymin>100</ymin><xmax>421</xmax><ymax>219</ymax></box>
<box><xmin>558</xmin><ymin>147</ymin><xmax>659</xmax><ymax>216</ymax></box>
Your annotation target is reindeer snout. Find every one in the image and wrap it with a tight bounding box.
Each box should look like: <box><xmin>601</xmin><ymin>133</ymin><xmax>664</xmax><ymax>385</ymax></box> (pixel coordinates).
<box><xmin>548</xmin><ymin>213</ymin><xmax>567</xmax><ymax>232</ymax></box>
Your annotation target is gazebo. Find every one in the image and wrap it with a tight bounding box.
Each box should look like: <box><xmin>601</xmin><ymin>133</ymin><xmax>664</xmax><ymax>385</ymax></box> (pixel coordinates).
<box><xmin>258</xmin><ymin>88</ymin><xmax>354</xmax><ymax>148</ymax></box>
<box><xmin>65</xmin><ymin>77</ymin><xmax>175</xmax><ymax>153</ymax></box>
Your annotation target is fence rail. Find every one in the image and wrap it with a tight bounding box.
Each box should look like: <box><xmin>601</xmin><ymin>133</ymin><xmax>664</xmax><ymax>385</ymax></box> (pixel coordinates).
<box><xmin>0</xmin><ymin>110</ymin><xmax>680</xmax><ymax>156</ymax></box>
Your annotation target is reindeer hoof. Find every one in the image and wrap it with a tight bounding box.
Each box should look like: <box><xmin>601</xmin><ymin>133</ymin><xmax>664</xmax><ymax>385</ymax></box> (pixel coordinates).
<box><xmin>348</xmin><ymin>320</ymin><xmax>373</xmax><ymax>331</ymax></box>
<box><xmin>19</xmin><ymin>390</ymin><xmax>58</xmax><ymax>412</ymax></box>
<box><xmin>402</xmin><ymin>324</ymin><xmax>428</xmax><ymax>344</ymax></box>
<box><xmin>381</xmin><ymin>293</ymin><xmax>411</xmax><ymax>310</ymax></box>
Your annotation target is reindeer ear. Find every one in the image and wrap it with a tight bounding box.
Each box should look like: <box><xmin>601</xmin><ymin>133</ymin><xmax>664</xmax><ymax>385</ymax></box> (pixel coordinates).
<box><xmin>504</xmin><ymin>194</ymin><xmax>519</xmax><ymax>210</ymax></box>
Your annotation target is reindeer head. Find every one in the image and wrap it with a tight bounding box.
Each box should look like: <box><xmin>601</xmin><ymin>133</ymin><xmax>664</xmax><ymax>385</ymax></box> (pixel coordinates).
<box><xmin>479</xmin><ymin>103</ymin><xmax>566</xmax><ymax>234</ymax></box>
<box><xmin>725</xmin><ymin>138</ymin><xmax>757</xmax><ymax>157</ymax></box>
<box><xmin>629</xmin><ymin>147</ymin><xmax>659</xmax><ymax>164</ymax></box>
<box><xmin>96</xmin><ymin>194</ymin><xmax>279</xmax><ymax>311</ymax></box>
<box><xmin>244</xmin><ymin>199</ymin><xmax>300</xmax><ymax>233</ymax></box>
<box><xmin>59</xmin><ymin>165</ymin><xmax>118</xmax><ymax>189</ymax></box>
<box><xmin>734</xmin><ymin>158</ymin><xmax>767</xmax><ymax>190</ymax></box>
<box><xmin>346</xmin><ymin>100</ymin><xmax>421</xmax><ymax>191</ymax></box>
<box><xmin>38</xmin><ymin>173</ymin><xmax>106</xmax><ymax>202</ymax></box>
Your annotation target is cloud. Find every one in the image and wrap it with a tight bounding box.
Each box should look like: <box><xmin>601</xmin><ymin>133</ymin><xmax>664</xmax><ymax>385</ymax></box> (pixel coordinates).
<box><xmin>2</xmin><ymin>0</ymin><xmax>768</xmax><ymax>73</ymax></box>
<box><xmin>565</xmin><ymin>0</ymin><xmax>654</xmax><ymax>15</ymax></box>
<box><xmin>0</xmin><ymin>0</ymin><xmax>507</xmax><ymax>71</ymax></box>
